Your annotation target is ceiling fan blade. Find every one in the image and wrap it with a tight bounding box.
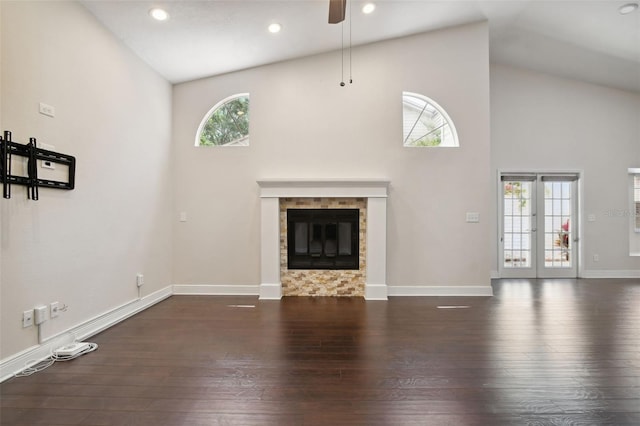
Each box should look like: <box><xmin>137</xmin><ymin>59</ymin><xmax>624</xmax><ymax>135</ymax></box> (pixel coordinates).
<box><xmin>328</xmin><ymin>0</ymin><xmax>346</xmax><ymax>24</ymax></box>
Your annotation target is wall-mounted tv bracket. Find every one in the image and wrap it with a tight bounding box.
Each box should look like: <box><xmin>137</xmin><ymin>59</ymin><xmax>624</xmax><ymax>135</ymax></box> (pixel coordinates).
<box><xmin>1</xmin><ymin>130</ymin><xmax>76</xmax><ymax>200</ymax></box>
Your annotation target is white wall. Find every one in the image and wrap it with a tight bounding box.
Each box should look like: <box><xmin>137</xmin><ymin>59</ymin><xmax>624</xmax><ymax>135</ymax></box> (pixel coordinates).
<box><xmin>0</xmin><ymin>1</ymin><xmax>173</xmax><ymax>359</ymax></box>
<box><xmin>490</xmin><ymin>64</ymin><xmax>640</xmax><ymax>276</ymax></box>
<box><xmin>172</xmin><ymin>23</ymin><xmax>491</xmax><ymax>290</ymax></box>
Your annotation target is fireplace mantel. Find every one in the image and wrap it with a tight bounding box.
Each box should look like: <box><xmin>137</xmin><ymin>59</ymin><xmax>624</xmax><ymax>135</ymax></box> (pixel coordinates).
<box><xmin>257</xmin><ymin>179</ymin><xmax>390</xmax><ymax>198</ymax></box>
<box><xmin>257</xmin><ymin>179</ymin><xmax>389</xmax><ymax>300</ymax></box>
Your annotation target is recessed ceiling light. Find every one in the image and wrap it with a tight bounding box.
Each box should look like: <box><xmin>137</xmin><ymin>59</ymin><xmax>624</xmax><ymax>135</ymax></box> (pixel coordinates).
<box><xmin>619</xmin><ymin>3</ymin><xmax>638</xmax><ymax>14</ymax></box>
<box><xmin>362</xmin><ymin>3</ymin><xmax>376</xmax><ymax>14</ymax></box>
<box><xmin>149</xmin><ymin>8</ymin><xmax>169</xmax><ymax>21</ymax></box>
<box><xmin>268</xmin><ymin>23</ymin><xmax>282</xmax><ymax>34</ymax></box>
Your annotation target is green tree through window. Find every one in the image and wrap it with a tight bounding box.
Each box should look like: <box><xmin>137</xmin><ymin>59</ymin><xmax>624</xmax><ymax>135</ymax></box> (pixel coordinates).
<box><xmin>197</xmin><ymin>94</ymin><xmax>249</xmax><ymax>146</ymax></box>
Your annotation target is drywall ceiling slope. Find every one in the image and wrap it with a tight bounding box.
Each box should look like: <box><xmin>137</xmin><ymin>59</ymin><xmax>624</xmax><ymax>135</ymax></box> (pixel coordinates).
<box><xmin>81</xmin><ymin>1</ymin><xmax>639</xmax><ymax>91</ymax></box>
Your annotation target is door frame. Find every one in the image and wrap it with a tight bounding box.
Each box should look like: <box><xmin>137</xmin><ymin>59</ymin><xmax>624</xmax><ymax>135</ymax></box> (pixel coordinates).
<box><xmin>497</xmin><ymin>169</ymin><xmax>584</xmax><ymax>279</ymax></box>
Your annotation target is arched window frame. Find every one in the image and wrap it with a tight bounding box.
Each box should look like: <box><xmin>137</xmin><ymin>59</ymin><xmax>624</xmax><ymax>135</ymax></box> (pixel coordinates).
<box><xmin>195</xmin><ymin>93</ymin><xmax>250</xmax><ymax>147</ymax></box>
<box><xmin>402</xmin><ymin>92</ymin><xmax>459</xmax><ymax>148</ymax></box>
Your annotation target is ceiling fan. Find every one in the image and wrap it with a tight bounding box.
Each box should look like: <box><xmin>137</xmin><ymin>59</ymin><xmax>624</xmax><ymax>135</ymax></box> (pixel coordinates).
<box><xmin>328</xmin><ymin>0</ymin><xmax>347</xmax><ymax>24</ymax></box>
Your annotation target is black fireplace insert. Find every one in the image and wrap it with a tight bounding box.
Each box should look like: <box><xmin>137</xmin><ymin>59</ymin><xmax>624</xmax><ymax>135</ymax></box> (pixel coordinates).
<box><xmin>287</xmin><ymin>209</ymin><xmax>359</xmax><ymax>270</ymax></box>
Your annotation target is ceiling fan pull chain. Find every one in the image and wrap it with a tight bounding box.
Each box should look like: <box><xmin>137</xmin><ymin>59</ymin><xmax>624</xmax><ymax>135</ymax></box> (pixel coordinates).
<box><xmin>349</xmin><ymin>0</ymin><xmax>352</xmax><ymax>84</ymax></box>
<box><xmin>340</xmin><ymin>18</ymin><xmax>345</xmax><ymax>86</ymax></box>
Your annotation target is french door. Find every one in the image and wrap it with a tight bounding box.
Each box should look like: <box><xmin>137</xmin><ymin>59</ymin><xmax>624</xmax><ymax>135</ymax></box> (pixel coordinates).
<box><xmin>499</xmin><ymin>173</ymin><xmax>579</xmax><ymax>278</ymax></box>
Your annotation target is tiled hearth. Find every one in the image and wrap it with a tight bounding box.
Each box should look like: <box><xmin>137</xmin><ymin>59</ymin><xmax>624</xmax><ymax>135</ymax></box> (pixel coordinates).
<box><xmin>257</xmin><ymin>179</ymin><xmax>389</xmax><ymax>300</ymax></box>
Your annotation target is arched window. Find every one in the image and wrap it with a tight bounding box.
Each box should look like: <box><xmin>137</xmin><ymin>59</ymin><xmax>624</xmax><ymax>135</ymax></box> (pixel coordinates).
<box><xmin>196</xmin><ymin>93</ymin><xmax>249</xmax><ymax>146</ymax></box>
<box><xmin>402</xmin><ymin>92</ymin><xmax>458</xmax><ymax>147</ymax></box>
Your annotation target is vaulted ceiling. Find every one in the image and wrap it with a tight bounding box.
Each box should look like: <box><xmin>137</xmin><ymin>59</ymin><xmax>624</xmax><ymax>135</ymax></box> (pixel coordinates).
<box><xmin>82</xmin><ymin>0</ymin><xmax>640</xmax><ymax>92</ymax></box>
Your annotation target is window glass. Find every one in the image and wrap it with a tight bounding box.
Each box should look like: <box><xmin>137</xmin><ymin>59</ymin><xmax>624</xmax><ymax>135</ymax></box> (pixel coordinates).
<box><xmin>196</xmin><ymin>93</ymin><xmax>249</xmax><ymax>146</ymax></box>
<box><xmin>403</xmin><ymin>92</ymin><xmax>458</xmax><ymax>147</ymax></box>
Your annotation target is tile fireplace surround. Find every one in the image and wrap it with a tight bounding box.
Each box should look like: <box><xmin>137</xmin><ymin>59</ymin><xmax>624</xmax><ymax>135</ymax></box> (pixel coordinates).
<box><xmin>257</xmin><ymin>179</ymin><xmax>389</xmax><ymax>300</ymax></box>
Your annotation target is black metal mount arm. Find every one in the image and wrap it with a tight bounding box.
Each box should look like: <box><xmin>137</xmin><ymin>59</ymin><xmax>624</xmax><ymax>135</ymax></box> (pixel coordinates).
<box><xmin>1</xmin><ymin>130</ymin><xmax>76</xmax><ymax>200</ymax></box>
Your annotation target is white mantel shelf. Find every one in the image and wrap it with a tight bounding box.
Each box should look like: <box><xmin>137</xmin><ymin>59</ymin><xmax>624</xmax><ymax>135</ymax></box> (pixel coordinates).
<box><xmin>257</xmin><ymin>179</ymin><xmax>390</xmax><ymax>198</ymax></box>
<box><xmin>257</xmin><ymin>179</ymin><xmax>389</xmax><ymax>301</ymax></box>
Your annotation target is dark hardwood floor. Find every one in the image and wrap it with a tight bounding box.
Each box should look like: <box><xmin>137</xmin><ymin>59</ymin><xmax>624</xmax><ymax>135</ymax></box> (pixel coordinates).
<box><xmin>2</xmin><ymin>278</ymin><xmax>639</xmax><ymax>425</ymax></box>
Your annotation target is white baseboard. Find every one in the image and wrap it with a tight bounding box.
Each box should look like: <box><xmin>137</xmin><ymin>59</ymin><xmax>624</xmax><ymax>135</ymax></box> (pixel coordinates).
<box><xmin>581</xmin><ymin>270</ymin><xmax>640</xmax><ymax>279</ymax></box>
<box><xmin>259</xmin><ymin>283</ymin><xmax>282</xmax><ymax>300</ymax></box>
<box><xmin>173</xmin><ymin>284</ymin><xmax>259</xmax><ymax>296</ymax></box>
<box><xmin>388</xmin><ymin>285</ymin><xmax>494</xmax><ymax>297</ymax></box>
<box><xmin>0</xmin><ymin>286</ymin><xmax>172</xmax><ymax>383</ymax></box>
<box><xmin>365</xmin><ymin>284</ymin><xmax>388</xmax><ymax>300</ymax></box>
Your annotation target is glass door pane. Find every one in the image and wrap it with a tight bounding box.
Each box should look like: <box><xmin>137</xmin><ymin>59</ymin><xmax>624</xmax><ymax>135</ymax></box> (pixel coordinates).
<box><xmin>543</xmin><ymin>182</ymin><xmax>572</xmax><ymax>268</ymax></box>
<box><xmin>501</xmin><ymin>180</ymin><xmax>536</xmax><ymax>277</ymax></box>
<box><xmin>538</xmin><ymin>178</ymin><xmax>577</xmax><ymax>278</ymax></box>
<box><xmin>338</xmin><ymin>222</ymin><xmax>352</xmax><ymax>255</ymax></box>
<box><xmin>325</xmin><ymin>223</ymin><xmax>337</xmax><ymax>257</ymax></box>
<box><xmin>294</xmin><ymin>222</ymin><xmax>308</xmax><ymax>254</ymax></box>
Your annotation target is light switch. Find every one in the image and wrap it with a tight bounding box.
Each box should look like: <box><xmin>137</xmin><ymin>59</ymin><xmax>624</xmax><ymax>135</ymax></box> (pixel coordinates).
<box><xmin>179</xmin><ymin>212</ymin><xmax>187</xmax><ymax>222</ymax></box>
<box><xmin>39</xmin><ymin>102</ymin><xmax>55</xmax><ymax>117</ymax></box>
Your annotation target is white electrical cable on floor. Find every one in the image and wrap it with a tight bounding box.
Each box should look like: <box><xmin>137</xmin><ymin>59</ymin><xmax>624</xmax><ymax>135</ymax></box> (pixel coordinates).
<box><xmin>13</xmin><ymin>358</ymin><xmax>56</xmax><ymax>377</ymax></box>
<box><xmin>51</xmin><ymin>343</ymin><xmax>98</xmax><ymax>361</ymax></box>
<box><xmin>14</xmin><ymin>342</ymin><xmax>98</xmax><ymax>377</ymax></box>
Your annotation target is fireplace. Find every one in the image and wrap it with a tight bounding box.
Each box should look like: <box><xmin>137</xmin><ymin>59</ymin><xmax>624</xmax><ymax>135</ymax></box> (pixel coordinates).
<box><xmin>287</xmin><ymin>208</ymin><xmax>360</xmax><ymax>270</ymax></box>
<box><xmin>257</xmin><ymin>179</ymin><xmax>389</xmax><ymax>300</ymax></box>
<box><xmin>280</xmin><ymin>198</ymin><xmax>366</xmax><ymax>296</ymax></box>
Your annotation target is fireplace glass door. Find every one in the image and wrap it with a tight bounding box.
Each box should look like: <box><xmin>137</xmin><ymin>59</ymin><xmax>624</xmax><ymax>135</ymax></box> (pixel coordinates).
<box><xmin>287</xmin><ymin>209</ymin><xmax>359</xmax><ymax>270</ymax></box>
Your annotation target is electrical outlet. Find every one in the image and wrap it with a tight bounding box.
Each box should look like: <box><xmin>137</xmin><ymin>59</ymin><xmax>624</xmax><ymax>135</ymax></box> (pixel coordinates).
<box><xmin>40</xmin><ymin>143</ymin><xmax>55</xmax><ymax>169</ymax></box>
<box><xmin>41</xmin><ymin>160</ymin><xmax>55</xmax><ymax>169</ymax></box>
<box><xmin>50</xmin><ymin>302</ymin><xmax>60</xmax><ymax>318</ymax></box>
<box><xmin>593</xmin><ymin>254</ymin><xmax>599</xmax><ymax>262</ymax></box>
<box><xmin>466</xmin><ymin>212</ymin><xmax>480</xmax><ymax>223</ymax></box>
<box><xmin>136</xmin><ymin>273</ymin><xmax>144</xmax><ymax>287</ymax></box>
<box><xmin>22</xmin><ymin>310</ymin><xmax>34</xmax><ymax>328</ymax></box>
